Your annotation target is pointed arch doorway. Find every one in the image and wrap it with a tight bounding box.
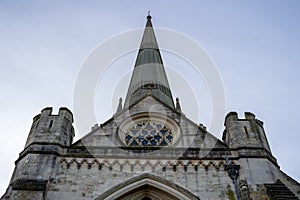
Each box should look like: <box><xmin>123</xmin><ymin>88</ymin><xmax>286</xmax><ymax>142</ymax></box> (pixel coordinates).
<box><xmin>95</xmin><ymin>173</ymin><xmax>200</xmax><ymax>200</ymax></box>
<box><xmin>114</xmin><ymin>184</ymin><xmax>179</xmax><ymax>200</ymax></box>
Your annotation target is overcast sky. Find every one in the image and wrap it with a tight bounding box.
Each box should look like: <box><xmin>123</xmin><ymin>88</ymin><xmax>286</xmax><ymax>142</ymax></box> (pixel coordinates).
<box><xmin>1</xmin><ymin>0</ymin><xmax>300</xmax><ymax>195</ymax></box>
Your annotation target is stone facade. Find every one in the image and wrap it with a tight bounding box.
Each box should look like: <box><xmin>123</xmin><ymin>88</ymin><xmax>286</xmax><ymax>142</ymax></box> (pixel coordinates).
<box><xmin>2</xmin><ymin>99</ymin><xmax>300</xmax><ymax>200</ymax></box>
<box><xmin>2</xmin><ymin>15</ymin><xmax>300</xmax><ymax>200</ymax></box>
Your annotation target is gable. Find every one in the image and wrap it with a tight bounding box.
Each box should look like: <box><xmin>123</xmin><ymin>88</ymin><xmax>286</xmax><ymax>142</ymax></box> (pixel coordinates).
<box><xmin>72</xmin><ymin>94</ymin><xmax>227</xmax><ymax>153</ymax></box>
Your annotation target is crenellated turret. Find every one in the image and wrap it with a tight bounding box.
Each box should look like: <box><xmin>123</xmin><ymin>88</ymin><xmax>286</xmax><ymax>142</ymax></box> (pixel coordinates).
<box><xmin>25</xmin><ymin>107</ymin><xmax>74</xmax><ymax>148</ymax></box>
<box><xmin>223</xmin><ymin>112</ymin><xmax>279</xmax><ymax>185</ymax></box>
<box><xmin>3</xmin><ymin>107</ymin><xmax>75</xmax><ymax>198</ymax></box>
<box><xmin>223</xmin><ymin>112</ymin><xmax>271</xmax><ymax>153</ymax></box>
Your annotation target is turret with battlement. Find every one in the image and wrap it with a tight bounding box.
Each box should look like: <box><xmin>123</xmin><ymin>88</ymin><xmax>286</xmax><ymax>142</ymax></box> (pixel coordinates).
<box><xmin>25</xmin><ymin>107</ymin><xmax>74</xmax><ymax>148</ymax></box>
<box><xmin>223</xmin><ymin>111</ymin><xmax>271</xmax><ymax>153</ymax></box>
<box><xmin>3</xmin><ymin>107</ymin><xmax>75</xmax><ymax>199</ymax></box>
<box><xmin>223</xmin><ymin>112</ymin><xmax>280</xmax><ymax>186</ymax></box>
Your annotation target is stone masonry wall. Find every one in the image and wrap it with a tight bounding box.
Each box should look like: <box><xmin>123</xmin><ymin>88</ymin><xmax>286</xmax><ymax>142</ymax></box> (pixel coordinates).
<box><xmin>46</xmin><ymin>159</ymin><xmax>236</xmax><ymax>200</ymax></box>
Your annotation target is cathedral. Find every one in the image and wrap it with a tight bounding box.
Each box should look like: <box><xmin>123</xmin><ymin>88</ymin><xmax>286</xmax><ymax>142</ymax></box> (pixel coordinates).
<box><xmin>1</xmin><ymin>15</ymin><xmax>300</xmax><ymax>200</ymax></box>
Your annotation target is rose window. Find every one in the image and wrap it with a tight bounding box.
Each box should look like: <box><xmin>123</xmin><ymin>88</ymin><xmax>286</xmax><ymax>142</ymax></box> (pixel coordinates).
<box><xmin>125</xmin><ymin>121</ymin><xmax>173</xmax><ymax>146</ymax></box>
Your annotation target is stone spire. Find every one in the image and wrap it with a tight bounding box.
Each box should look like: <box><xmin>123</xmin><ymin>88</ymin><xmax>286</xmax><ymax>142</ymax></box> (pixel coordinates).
<box><xmin>124</xmin><ymin>14</ymin><xmax>175</xmax><ymax>109</ymax></box>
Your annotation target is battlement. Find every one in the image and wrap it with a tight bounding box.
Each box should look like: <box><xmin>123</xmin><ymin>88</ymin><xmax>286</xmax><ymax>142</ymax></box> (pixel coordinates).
<box><xmin>25</xmin><ymin>107</ymin><xmax>75</xmax><ymax>148</ymax></box>
<box><xmin>223</xmin><ymin>111</ymin><xmax>271</xmax><ymax>152</ymax></box>
<box><xmin>225</xmin><ymin>112</ymin><xmax>265</xmax><ymax>130</ymax></box>
<box><xmin>224</xmin><ymin>111</ymin><xmax>260</xmax><ymax>123</ymax></box>
<box><xmin>226</xmin><ymin>112</ymin><xmax>264</xmax><ymax>128</ymax></box>
<box><xmin>32</xmin><ymin>107</ymin><xmax>73</xmax><ymax>124</ymax></box>
<box><xmin>40</xmin><ymin>107</ymin><xmax>73</xmax><ymax>120</ymax></box>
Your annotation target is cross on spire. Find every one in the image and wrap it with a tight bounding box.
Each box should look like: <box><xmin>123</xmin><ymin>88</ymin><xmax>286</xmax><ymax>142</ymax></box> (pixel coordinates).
<box><xmin>147</xmin><ymin>10</ymin><xmax>152</xmax><ymax>20</ymax></box>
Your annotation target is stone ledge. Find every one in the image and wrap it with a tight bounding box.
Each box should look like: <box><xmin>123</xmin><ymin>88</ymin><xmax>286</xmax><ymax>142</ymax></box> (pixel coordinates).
<box><xmin>11</xmin><ymin>179</ymin><xmax>48</xmax><ymax>191</ymax></box>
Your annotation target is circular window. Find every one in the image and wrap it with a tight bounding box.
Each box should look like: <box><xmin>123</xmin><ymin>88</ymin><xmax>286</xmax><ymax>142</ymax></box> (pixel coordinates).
<box><xmin>118</xmin><ymin>114</ymin><xmax>180</xmax><ymax>147</ymax></box>
<box><xmin>125</xmin><ymin>120</ymin><xmax>173</xmax><ymax>146</ymax></box>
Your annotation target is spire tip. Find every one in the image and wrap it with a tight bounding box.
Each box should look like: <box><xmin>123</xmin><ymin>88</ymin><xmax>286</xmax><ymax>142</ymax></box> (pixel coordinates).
<box><xmin>147</xmin><ymin>10</ymin><xmax>151</xmax><ymax>20</ymax></box>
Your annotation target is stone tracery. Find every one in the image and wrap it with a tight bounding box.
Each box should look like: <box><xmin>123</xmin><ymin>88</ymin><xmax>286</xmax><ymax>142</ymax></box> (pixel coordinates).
<box><xmin>125</xmin><ymin>121</ymin><xmax>173</xmax><ymax>146</ymax></box>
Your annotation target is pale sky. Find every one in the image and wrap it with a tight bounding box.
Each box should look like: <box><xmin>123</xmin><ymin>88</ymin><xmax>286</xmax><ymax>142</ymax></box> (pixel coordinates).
<box><xmin>1</xmin><ymin>0</ymin><xmax>300</xmax><ymax>195</ymax></box>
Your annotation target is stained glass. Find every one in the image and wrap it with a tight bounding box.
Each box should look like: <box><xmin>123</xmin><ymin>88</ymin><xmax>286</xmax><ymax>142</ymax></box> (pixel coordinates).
<box><xmin>125</xmin><ymin>135</ymin><xmax>132</xmax><ymax>141</ymax></box>
<box><xmin>124</xmin><ymin>121</ymin><xmax>173</xmax><ymax>146</ymax></box>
